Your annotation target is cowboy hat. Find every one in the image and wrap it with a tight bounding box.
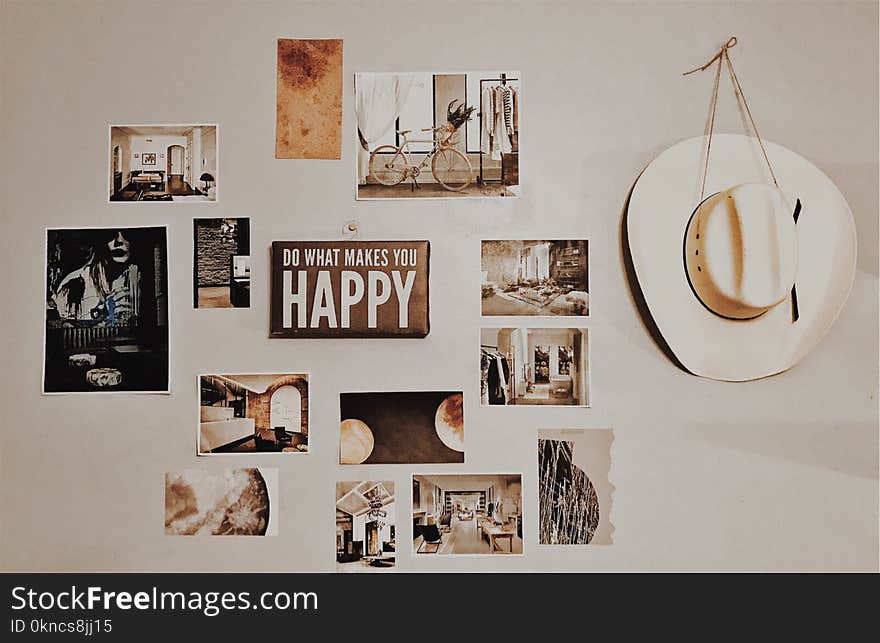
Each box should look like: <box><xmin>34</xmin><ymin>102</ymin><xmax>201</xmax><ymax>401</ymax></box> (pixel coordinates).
<box><xmin>626</xmin><ymin>133</ymin><xmax>857</xmax><ymax>382</ymax></box>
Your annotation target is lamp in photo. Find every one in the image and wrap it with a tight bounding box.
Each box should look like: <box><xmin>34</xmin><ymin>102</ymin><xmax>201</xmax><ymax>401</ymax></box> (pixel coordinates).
<box><xmin>199</xmin><ymin>172</ymin><xmax>215</xmax><ymax>194</ymax></box>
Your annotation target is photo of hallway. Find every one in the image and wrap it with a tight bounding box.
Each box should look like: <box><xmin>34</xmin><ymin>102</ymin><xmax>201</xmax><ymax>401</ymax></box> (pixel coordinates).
<box><xmin>412</xmin><ymin>474</ymin><xmax>523</xmax><ymax>556</ymax></box>
<box><xmin>109</xmin><ymin>125</ymin><xmax>217</xmax><ymax>202</ymax></box>
<box><xmin>480</xmin><ymin>327</ymin><xmax>590</xmax><ymax>406</ymax></box>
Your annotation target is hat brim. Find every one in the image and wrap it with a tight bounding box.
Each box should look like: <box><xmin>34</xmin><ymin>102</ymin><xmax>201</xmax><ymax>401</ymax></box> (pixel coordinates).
<box><xmin>627</xmin><ymin>134</ymin><xmax>857</xmax><ymax>381</ymax></box>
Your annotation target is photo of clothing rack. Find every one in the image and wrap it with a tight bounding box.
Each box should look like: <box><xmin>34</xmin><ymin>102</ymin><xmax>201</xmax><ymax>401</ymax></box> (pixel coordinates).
<box><xmin>478</xmin><ymin>74</ymin><xmax>519</xmax><ymax>186</ymax></box>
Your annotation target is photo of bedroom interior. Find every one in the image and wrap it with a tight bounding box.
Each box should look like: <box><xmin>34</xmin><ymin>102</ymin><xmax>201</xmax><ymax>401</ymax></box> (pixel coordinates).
<box><xmin>198</xmin><ymin>374</ymin><xmax>309</xmax><ymax>454</ymax></box>
<box><xmin>481</xmin><ymin>327</ymin><xmax>589</xmax><ymax>406</ymax></box>
<box><xmin>109</xmin><ymin>125</ymin><xmax>217</xmax><ymax>202</ymax></box>
<box><xmin>336</xmin><ymin>481</ymin><xmax>396</xmax><ymax>571</ymax></box>
<box><xmin>356</xmin><ymin>71</ymin><xmax>519</xmax><ymax>198</ymax></box>
<box><xmin>412</xmin><ymin>474</ymin><xmax>522</xmax><ymax>555</ymax></box>
<box><xmin>481</xmin><ymin>240</ymin><xmax>589</xmax><ymax>316</ymax></box>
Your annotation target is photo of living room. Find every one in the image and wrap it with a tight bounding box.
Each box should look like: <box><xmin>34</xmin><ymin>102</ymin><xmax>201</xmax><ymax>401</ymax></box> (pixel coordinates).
<box><xmin>356</xmin><ymin>71</ymin><xmax>520</xmax><ymax>199</ymax></box>
<box><xmin>193</xmin><ymin>218</ymin><xmax>250</xmax><ymax>308</ymax></box>
<box><xmin>480</xmin><ymin>327</ymin><xmax>590</xmax><ymax>406</ymax></box>
<box><xmin>109</xmin><ymin>124</ymin><xmax>217</xmax><ymax>202</ymax></box>
<box><xmin>336</xmin><ymin>481</ymin><xmax>396</xmax><ymax>572</ymax></box>
<box><xmin>198</xmin><ymin>373</ymin><xmax>309</xmax><ymax>454</ymax></box>
<box><xmin>412</xmin><ymin>474</ymin><xmax>523</xmax><ymax>555</ymax></box>
<box><xmin>481</xmin><ymin>240</ymin><xmax>589</xmax><ymax>316</ymax></box>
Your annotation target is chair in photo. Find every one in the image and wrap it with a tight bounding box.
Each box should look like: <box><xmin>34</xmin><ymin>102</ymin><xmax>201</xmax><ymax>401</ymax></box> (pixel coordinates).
<box><xmin>416</xmin><ymin>523</ymin><xmax>443</xmax><ymax>554</ymax></box>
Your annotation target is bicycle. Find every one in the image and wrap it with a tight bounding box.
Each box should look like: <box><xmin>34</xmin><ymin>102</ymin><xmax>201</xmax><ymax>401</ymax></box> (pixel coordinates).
<box><xmin>369</xmin><ymin>125</ymin><xmax>473</xmax><ymax>192</ymax></box>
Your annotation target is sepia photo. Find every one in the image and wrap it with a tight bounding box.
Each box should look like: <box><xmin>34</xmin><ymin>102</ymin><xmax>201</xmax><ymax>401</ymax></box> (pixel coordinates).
<box><xmin>198</xmin><ymin>374</ymin><xmax>309</xmax><ymax>454</ymax></box>
<box><xmin>481</xmin><ymin>240</ymin><xmax>589</xmax><ymax>316</ymax></box>
<box><xmin>480</xmin><ymin>327</ymin><xmax>590</xmax><ymax>406</ymax></box>
<box><xmin>165</xmin><ymin>468</ymin><xmax>278</xmax><ymax>536</ymax></box>
<box><xmin>538</xmin><ymin>429</ymin><xmax>614</xmax><ymax>545</ymax></box>
<box><xmin>339</xmin><ymin>391</ymin><xmax>464</xmax><ymax>464</ymax></box>
<box><xmin>336</xmin><ymin>481</ymin><xmax>396</xmax><ymax>572</ymax></box>
<box><xmin>193</xmin><ymin>218</ymin><xmax>250</xmax><ymax>308</ymax></box>
<box><xmin>356</xmin><ymin>71</ymin><xmax>520</xmax><ymax>199</ymax></box>
<box><xmin>412</xmin><ymin>474</ymin><xmax>523</xmax><ymax>555</ymax></box>
<box><xmin>109</xmin><ymin>124</ymin><xmax>217</xmax><ymax>202</ymax></box>
<box><xmin>43</xmin><ymin>226</ymin><xmax>169</xmax><ymax>394</ymax></box>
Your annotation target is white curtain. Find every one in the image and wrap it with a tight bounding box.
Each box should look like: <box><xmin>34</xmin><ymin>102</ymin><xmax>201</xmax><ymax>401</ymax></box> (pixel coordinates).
<box><xmin>356</xmin><ymin>74</ymin><xmax>414</xmax><ymax>184</ymax></box>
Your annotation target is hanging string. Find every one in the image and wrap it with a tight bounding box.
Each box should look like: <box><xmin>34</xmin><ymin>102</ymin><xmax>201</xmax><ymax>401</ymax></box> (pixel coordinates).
<box><xmin>683</xmin><ymin>36</ymin><xmax>779</xmax><ymax>201</ymax></box>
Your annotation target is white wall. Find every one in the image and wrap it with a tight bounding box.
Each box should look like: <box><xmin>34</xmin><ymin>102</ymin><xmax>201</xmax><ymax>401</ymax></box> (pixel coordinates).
<box><xmin>0</xmin><ymin>0</ymin><xmax>876</xmax><ymax>572</ymax></box>
<box><xmin>130</xmin><ymin>134</ymin><xmax>187</xmax><ymax>171</ymax></box>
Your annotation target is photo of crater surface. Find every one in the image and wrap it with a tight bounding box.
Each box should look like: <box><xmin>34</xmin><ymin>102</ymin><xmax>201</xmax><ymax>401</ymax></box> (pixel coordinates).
<box><xmin>275</xmin><ymin>38</ymin><xmax>343</xmax><ymax>159</ymax></box>
<box><xmin>164</xmin><ymin>468</ymin><xmax>277</xmax><ymax>536</ymax></box>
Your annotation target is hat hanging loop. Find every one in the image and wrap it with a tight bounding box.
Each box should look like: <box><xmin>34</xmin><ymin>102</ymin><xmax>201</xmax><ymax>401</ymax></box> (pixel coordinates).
<box><xmin>684</xmin><ymin>37</ymin><xmax>779</xmax><ymax>202</ymax></box>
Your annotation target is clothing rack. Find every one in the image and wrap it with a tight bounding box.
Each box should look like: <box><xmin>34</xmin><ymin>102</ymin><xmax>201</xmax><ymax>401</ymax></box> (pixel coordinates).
<box><xmin>477</xmin><ymin>74</ymin><xmax>518</xmax><ymax>185</ymax></box>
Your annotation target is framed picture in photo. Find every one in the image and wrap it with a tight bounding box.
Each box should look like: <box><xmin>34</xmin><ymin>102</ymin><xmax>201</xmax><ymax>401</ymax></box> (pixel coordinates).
<box><xmin>142</xmin><ymin>152</ymin><xmax>157</xmax><ymax>165</ymax></box>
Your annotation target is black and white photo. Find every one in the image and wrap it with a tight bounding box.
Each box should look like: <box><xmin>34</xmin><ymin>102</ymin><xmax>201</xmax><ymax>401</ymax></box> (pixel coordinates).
<box><xmin>336</xmin><ymin>481</ymin><xmax>396</xmax><ymax>571</ymax></box>
<box><xmin>480</xmin><ymin>327</ymin><xmax>590</xmax><ymax>406</ymax></box>
<box><xmin>356</xmin><ymin>71</ymin><xmax>520</xmax><ymax>199</ymax></box>
<box><xmin>199</xmin><ymin>374</ymin><xmax>309</xmax><ymax>454</ymax></box>
<box><xmin>165</xmin><ymin>468</ymin><xmax>278</xmax><ymax>536</ymax></box>
<box><xmin>109</xmin><ymin>124</ymin><xmax>217</xmax><ymax>202</ymax></box>
<box><xmin>44</xmin><ymin>226</ymin><xmax>169</xmax><ymax>394</ymax></box>
<box><xmin>412</xmin><ymin>474</ymin><xmax>523</xmax><ymax>555</ymax></box>
<box><xmin>482</xmin><ymin>240</ymin><xmax>589</xmax><ymax>316</ymax></box>
<box><xmin>193</xmin><ymin>218</ymin><xmax>250</xmax><ymax>308</ymax></box>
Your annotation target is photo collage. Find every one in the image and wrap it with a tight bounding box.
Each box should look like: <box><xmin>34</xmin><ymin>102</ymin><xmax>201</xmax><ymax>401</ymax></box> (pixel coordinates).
<box><xmin>45</xmin><ymin>39</ymin><xmax>614</xmax><ymax>570</ymax></box>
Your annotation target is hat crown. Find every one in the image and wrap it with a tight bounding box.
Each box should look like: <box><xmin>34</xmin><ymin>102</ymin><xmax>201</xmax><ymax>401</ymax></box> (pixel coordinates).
<box><xmin>685</xmin><ymin>183</ymin><xmax>797</xmax><ymax>319</ymax></box>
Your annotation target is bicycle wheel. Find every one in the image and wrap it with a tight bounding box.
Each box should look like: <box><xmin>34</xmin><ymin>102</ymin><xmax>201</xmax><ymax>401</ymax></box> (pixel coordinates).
<box><xmin>369</xmin><ymin>146</ymin><xmax>407</xmax><ymax>186</ymax></box>
<box><xmin>431</xmin><ymin>148</ymin><xmax>472</xmax><ymax>192</ymax></box>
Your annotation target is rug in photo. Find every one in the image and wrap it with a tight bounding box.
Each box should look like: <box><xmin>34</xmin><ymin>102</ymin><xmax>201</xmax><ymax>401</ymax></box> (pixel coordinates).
<box><xmin>355</xmin><ymin>71</ymin><xmax>520</xmax><ymax>199</ymax></box>
<box><xmin>336</xmin><ymin>481</ymin><xmax>396</xmax><ymax>572</ymax></box>
<box><xmin>538</xmin><ymin>429</ymin><xmax>614</xmax><ymax>545</ymax></box>
<box><xmin>165</xmin><ymin>468</ymin><xmax>278</xmax><ymax>536</ymax></box>
<box><xmin>412</xmin><ymin>474</ymin><xmax>523</xmax><ymax>555</ymax></box>
<box><xmin>198</xmin><ymin>374</ymin><xmax>309</xmax><ymax>454</ymax></box>
<box><xmin>339</xmin><ymin>391</ymin><xmax>463</xmax><ymax>464</ymax></box>
<box><xmin>193</xmin><ymin>218</ymin><xmax>250</xmax><ymax>308</ymax></box>
<box><xmin>109</xmin><ymin>125</ymin><xmax>217</xmax><ymax>202</ymax></box>
<box><xmin>481</xmin><ymin>240</ymin><xmax>588</xmax><ymax>316</ymax></box>
<box><xmin>44</xmin><ymin>227</ymin><xmax>169</xmax><ymax>393</ymax></box>
<box><xmin>480</xmin><ymin>327</ymin><xmax>590</xmax><ymax>406</ymax></box>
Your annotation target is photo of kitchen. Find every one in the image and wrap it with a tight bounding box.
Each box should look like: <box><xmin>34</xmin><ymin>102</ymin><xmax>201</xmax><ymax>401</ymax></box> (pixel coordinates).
<box><xmin>412</xmin><ymin>474</ymin><xmax>523</xmax><ymax>555</ymax></box>
<box><xmin>480</xmin><ymin>327</ymin><xmax>590</xmax><ymax>406</ymax></box>
<box><xmin>336</xmin><ymin>481</ymin><xmax>396</xmax><ymax>572</ymax></box>
<box><xmin>198</xmin><ymin>373</ymin><xmax>309</xmax><ymax>454</ymax></box>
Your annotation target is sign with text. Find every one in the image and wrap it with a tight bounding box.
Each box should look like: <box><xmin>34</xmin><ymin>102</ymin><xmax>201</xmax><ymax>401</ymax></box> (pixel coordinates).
<box><xmin>270</xmin><ymin>241</ymin><xmax>430</xmax><ymax>338</ymax></box>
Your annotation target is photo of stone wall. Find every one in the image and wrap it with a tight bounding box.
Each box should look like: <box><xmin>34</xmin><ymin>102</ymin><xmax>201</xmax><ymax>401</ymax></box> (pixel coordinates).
<box><xmin>193</xmin><ymin>218</ymin><xmax>250</xmax><ymax>308</ymax></box>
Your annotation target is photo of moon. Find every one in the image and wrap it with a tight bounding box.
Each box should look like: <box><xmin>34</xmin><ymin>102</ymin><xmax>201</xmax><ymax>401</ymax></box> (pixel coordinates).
<box><xmin>339</xmin><ymin>419</ymin><xmax>375</xmax><ymax>464</ymax></box>
<box><xmin>435</xmin><ymin>393</ymin><xmax>464</xmax><ymax>452</ymax></box>
<box><xmin>339</xmin><ymin>391</ymin><xmax>465</xmax><ymax>464</ymax></box>
<box><xmin>164</xmin><ymin>468</ymin><xmax>274</xmax><ymax>536</ymax></box>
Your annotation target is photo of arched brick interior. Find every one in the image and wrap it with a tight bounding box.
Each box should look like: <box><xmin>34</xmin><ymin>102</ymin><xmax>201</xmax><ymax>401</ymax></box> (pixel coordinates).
<box><xmin>199</xmin><ymin>373</ymin><xmax>309</xmax><ymax>454</ymax></box>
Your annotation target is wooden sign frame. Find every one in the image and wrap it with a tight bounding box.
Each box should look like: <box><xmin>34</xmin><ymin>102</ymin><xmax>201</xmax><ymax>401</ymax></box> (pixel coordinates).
<box><xmin>270</xmin><ymin>240</ymin><xmax>430</xmax><ymax>338</ymax></box>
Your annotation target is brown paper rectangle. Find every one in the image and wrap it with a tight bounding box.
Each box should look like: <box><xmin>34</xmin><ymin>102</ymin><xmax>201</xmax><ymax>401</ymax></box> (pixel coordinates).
<box><xmin>270</xmin><ymin>241</ymin><xmax>430</xmax><ymax>338</ymax></box>
<box><xmin>275</xmin><ymin>38</ymin><xmax>343</xmax><ymax>159</ymax></box>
